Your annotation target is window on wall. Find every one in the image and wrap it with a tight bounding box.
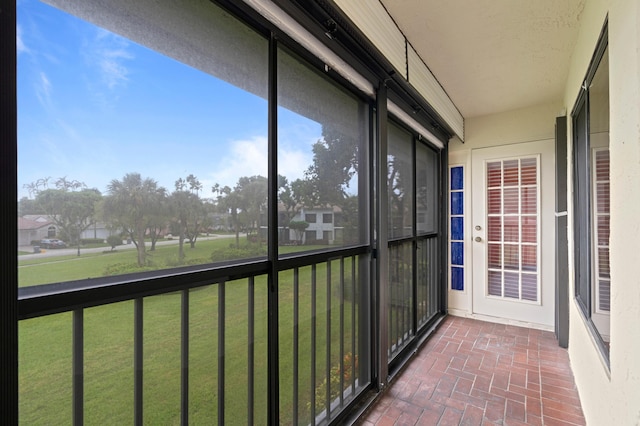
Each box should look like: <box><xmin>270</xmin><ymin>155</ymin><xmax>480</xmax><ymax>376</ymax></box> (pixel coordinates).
<box><xmin>17</xmin><ymin>0</ymin><xmax>269</xmax><ymax>285</ymax></box>
<box><xmin>16</xmin><ymin>1</ymin><xmax>376</xmax><ymax>424</ymax></box>
<box><xmin>388</xmin><ymin>124</ymin><xmax>414</xmax><ymax>240</ymax></box>
<box><xmin>486</xmin><ymin>158</ymin><xmax>540</xmax><ymax>302</ymax></box>
<box><xmin>386</xmin><ymin>119</ymin><xmax>441</xmax><ymax>362</ymax></box>
<box><xmin>416</xmin><ymin>142</ymin><xmax>438</xmax><ymax>235</ymax></box>
<box><xmin>572</xmin><ymin>27</ymin><xmax>609</xmax><ymax>358</ymax></box>
<box><xmin>277</xmin><ymin>45</ymin><xmax>368</xmax><ymax>253</ymax></box>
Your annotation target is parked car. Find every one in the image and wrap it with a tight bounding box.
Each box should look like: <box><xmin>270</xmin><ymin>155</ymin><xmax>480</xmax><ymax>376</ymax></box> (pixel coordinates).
<box><xmin>40</xmin><ymin>238</ymin><xmax>67</xmax><ymax>249</ymax></box>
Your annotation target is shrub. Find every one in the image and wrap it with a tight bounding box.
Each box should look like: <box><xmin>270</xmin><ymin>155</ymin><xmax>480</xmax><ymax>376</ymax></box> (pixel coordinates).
<box><xmin>106</xmin><ymin>235</ymin><xmax>123</xmax><ymax>250</ymax></box>
<box><xmin>164</xmin><ymin>256</ymin><xmax>209</xmax><ymax>267</ymax></box>
<box><xmin>211</xmin><ymin>244</ymin><xmax>266</xmax><ymax>263</ymax></box>
<box><xmin>103</xmin><ymin>262</ymin><xmax>155</xmax><ymax>276</ymax></box>
<box><xmin>246</xmin><ymin>234</ymin><xmax>266</xmax><ymax>244</ymax></box>
<box><xmin>309</xmin><ymin>353</ymin><xmax>358</xmax><ymax>414</ymax></box>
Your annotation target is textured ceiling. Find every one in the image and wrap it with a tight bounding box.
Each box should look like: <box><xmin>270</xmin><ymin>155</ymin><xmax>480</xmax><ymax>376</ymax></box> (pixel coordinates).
<box><xmin>380</xmin><ymin>0</ymin><xmax>585</xmax><ymax>118</ymax></box>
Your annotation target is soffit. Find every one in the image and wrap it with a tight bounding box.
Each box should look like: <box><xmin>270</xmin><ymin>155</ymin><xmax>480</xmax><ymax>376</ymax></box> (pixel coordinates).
<box><xmin>379</xmin><ymin>0</ymin><xmax>585</xmax><ymax>118</ymax></box>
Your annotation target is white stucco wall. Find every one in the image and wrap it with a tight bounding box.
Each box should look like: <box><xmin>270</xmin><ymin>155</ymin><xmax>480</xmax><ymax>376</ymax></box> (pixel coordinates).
<box><xmin>446</xmin><ymin>102</ymin><xmax>560</xmax><ymax>322</ymax></box>
<box><xmin>449</xmin><ymin>102</ymin><xmax>562</xmax><ymax>152</ymax></box>
<box><xmin>563</xmin><ymin>0</ymin><xmax>640</xmax><ymax>424</ymax></box>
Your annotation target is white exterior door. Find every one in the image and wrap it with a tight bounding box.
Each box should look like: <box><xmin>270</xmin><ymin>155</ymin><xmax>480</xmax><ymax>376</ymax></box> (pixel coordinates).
<box><xmin>471</xmin><ymin>141</ymin><xmax>555</xmax><ymax>327</ymax></box>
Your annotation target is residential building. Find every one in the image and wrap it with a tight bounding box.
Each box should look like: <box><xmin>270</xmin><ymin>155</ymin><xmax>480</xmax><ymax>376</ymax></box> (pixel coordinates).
<box><xmin>18</xmin><ymin>215</ymin><xmax>116</xmax><ymax>246</ymax></box>
<box><xmin>17</xmin><ymin>216</ymin><xmax>56</xmax><ymax>246</ymax></box>
<box><xmin>283</xmin><ymin>206</ymin><xmax>343</xmax><ymax>245</ymax></box>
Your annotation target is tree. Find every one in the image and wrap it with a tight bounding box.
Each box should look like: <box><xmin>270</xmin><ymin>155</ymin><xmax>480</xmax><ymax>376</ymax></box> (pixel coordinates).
<box><xmin>23</xmin><ymin>177</ymin><xmax>51</xmax><ymax>198</ymax></box>
<box><xmin>288</xmin><ymin>220</ymin><xmax>309</xmax><ymax>244</ymax></box>
<box><xmin>171</xmin><ymin>175</ymin><xmax>210</xmax><ymax>260</ymax></box>
<box><xmin>303</xmin><ymin>126</ymin><xmax>359</xmax><ymax>208</ymax></box>
<box><xmin>237</xmin><ymin>175</ymin><xmax>268</xmax><ymax>241</ymax></box>
<box><xmin>146</xmin><ymin>201</ymin><xmax>170</xmax><ymax>252</ymax></box>
<box><xmin>103</xmin><ymin>173</ymin><xmax>167</xmax><ymax>267</ymax></box>
<box><xmin>277</xmin><ymin>176</ymin><xmax>310</xmax><ymax>240</ymax></box>
<box><xmin>107</xmin><ymin>235</ymin><xmax>122</xmax><ymax>251</ymax></box>
<box><xmin>31</xmin><ymin>179</ymin><xmax>102</xmax><ymax>256</ymax></box>
<box><xmin>213</xmin><ymin>175</ymin><xmax>267</xmax><ymax>248</ymax></box>
<box><xmin>18</xmin><ymin>197</ymin><xmax>43</xmax><ymax>216</ymax></box>
<box><xmin>388</xmin><ymin>154</ymin><xmax>412</xmax><ymax>234</ymax></box>
<box><xmin>214</xmin><ymin>184</ymin><xmax>242</xmax><ymax>247</ymax></box>
<box><xmin>336</xmin><ymin>194</ymin><xmax>360</xmax><ymax>245</ymax></box>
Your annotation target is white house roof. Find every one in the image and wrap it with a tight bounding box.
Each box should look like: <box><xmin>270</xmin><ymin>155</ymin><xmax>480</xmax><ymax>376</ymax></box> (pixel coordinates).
<box><xmin>18</xmin><ymin>217</ymin><xmax>53</xmax><ymax>231</ymax></box>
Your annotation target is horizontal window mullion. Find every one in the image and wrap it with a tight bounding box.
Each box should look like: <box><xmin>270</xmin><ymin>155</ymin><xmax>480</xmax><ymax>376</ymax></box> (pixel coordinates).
<box><xmin>387</xmin><ymin>237</ymin><xmax>414</xmax><ymax>247</ymax></box>
<box><xmin>18</xmin><ymin>261</ymin><xmax>270</xmax><ymax>320</ymax></box>
<box><xmin>19</xmin><ymin>244</ymin><xmax>371</xmax><ymax>319</ymax></box>
<box><xmin>276</xmin><ymin>245</ymin><xmax>369</xmax><ymax>271</ymax></box>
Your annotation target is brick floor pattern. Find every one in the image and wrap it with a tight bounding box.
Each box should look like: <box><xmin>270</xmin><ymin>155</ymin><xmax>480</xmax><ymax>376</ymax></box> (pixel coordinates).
<box><xmin>360</xmin><ymin>316</ymin><xmax>586</xmax><ymax>426</ymax></box>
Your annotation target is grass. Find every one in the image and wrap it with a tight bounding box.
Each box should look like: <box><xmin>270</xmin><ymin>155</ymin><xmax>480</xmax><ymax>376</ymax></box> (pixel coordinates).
<box><xmin>18</xmin><ymin>240</ymin><xmax>363</xmax><ymax>424</ymax></box>
<box><xmin>18</xmin><ymin>238</ymin><xmax>329</xmax><ymax>287</ymax></box>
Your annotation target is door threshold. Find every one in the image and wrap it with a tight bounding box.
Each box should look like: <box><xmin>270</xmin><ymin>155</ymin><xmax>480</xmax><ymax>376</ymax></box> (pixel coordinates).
<box><xmin>448</xmin><ymin>310</ymin><xmax>554</xmax><ymax>332</ymax></box>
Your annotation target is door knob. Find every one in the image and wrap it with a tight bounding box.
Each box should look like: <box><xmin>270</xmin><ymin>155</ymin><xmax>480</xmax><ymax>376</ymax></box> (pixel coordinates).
<box><xmin>475</xmin><ymin>236</ymin><xmax>482</xmax><ymax>242</ymax></box>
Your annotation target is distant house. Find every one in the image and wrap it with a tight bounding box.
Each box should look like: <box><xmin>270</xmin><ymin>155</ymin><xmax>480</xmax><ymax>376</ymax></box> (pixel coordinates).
<box><xmin>79</xmin><ymin>222</ymin><xmax>117</xmax><ymax>241</ymax></box>
<box><xmin>18</xmin><ymin>215</ymin><xmax>116</xmax><ymax>246</ymax></box>
<box><xmin>17</xmin><ymin>216</ymin><xmax>57</xmax><ymax>246</ymax></box>
<box><xmin>273</xmin><ymin>205</ymin><xmax>344</xmax><ymax>245</ymax></box>
<box><xmin>297</xmin><ymin>206</ymin><xmax>342</xmax><ymax>244</ymax></box>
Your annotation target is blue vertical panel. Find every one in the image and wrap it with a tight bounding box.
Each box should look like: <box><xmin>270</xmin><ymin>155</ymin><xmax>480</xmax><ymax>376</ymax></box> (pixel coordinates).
<box><xmin>451</xmin><ymin>267</ymin><xmax>464</xmax><ymax>291</ymax></box>
<box><xmin>451</xmin><ymin>242</ymin><xmax>464</xmax><ymax>265</ymax></box>
<box><xmin>451</xmin><ymin>192</ymin><xmax>463</xmax><ymax>215</ymax></box>
<box><xmin>451</xmin><ymin>217</ymin><xmax>464</xmax><ymax>241</ymax></box>
<box><xmin>450</xmin><ymin>165</ymin><xmax>464</xmax><ymax>291</ymax></box>
<box><xmin>449</xmin><ymin>166</ymin><xmax>464</xmax><ymax>291</ymax></box>
<box><xmin>451</xmin><ymin>166</ymin><xmax>463</xmax><ymax>190</ymax></box>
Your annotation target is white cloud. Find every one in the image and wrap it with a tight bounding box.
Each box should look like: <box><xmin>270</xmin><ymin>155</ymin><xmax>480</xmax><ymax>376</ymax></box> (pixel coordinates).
<box><xmin>85</xmin><ymin>29</ymin><xmax>133</xmax><ymax>91</ymax></box>
<box><xmin>204</xmin><ymin>136</ymin><xmax>311</xmax><ymax>190</ymax></box>
<box><xmin>17</xmin><ymin>24</ymin><xmax>29</xmax><ymax>54</ymax></box>
<box><xmin>279</xmin><ymin>148</ymin><xmax>310</xmax><ymax>181</ymax></box>
<box><xmin>98</xmin><ymin>46</ymin><xmax>133</xmax><ymax>89</ymax></box>
<box><xmin>206</xmin><ymin>136</ymin><xmax>267</xmax><ymax>189</ymax></box>
<box><xmin>35</xmin><ymin>71</ymin><xmax>52</xmax><ymax>108</ymax></box>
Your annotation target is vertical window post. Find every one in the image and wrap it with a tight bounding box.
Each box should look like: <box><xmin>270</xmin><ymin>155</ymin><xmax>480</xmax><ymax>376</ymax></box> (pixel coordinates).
<box><xmin>375</xmin><ymin>82</ymin><xmax>389</xmax><ymax>388</ymax></box>
<box><xmin>267</xmin><ymin>31</ymin><xmax>280</xmax><ymax>425</ymax></box>
<box><xmin>1</xmin><ymin>0</ymin><xmax>19</xmax><ymax>422</ymax></box>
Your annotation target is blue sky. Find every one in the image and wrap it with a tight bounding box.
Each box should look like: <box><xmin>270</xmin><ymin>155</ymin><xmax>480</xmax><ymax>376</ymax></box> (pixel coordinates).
<box><xmin>17</xmin><ymin>0</ymin><xmax>319</xmax><ymax>200</ymax></box>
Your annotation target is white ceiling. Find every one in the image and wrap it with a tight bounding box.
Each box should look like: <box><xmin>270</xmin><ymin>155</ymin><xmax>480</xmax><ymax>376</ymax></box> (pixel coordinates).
<box><xmin>380</xmin><ymin>0</ymin><xmax>585</xmax><ymax>118</ymax></box>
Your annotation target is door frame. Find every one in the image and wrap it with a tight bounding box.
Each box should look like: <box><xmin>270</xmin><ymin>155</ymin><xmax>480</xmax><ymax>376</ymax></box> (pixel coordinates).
<box><xmin>470</xmin><ymin>140</ymin><xmax>556</xmax><ymax>328</ymax></box>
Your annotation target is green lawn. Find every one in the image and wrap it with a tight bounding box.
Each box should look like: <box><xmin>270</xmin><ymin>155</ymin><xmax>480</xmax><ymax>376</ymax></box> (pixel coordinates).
<box><xmin>18</xmin><ymin>240</ymin><xmax>362</xmax><ymax>425</ymax></box>
<box><xmin>18</xmin><ymin>238</ymin><xmax>329</xmax><ymax>287</ymax></box>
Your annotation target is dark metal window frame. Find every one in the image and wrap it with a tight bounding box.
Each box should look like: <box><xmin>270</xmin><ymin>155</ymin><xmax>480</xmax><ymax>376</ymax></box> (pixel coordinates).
<box><xmin>385</xmin><ymin>118</ymin><xmax>446</xmax><ymax>376</ymax></box>
<box><xmin>2</xmin><ymin>1</ymin><xmax>19</xmax><ymax>422</ymax></box>
<box><xmin>555</xmin><ymin>116</ymin><xmax>569</xmax><ymax>348</ymax></box>
<box><xmin>570</xmin><ymin>18</ymin><xmax>609</xmax><ymax>365</ymax></box>
<box><xmin>3</xmin><ymin>0</ymin><xmax>453</xmax><ymax>423</ymax></box>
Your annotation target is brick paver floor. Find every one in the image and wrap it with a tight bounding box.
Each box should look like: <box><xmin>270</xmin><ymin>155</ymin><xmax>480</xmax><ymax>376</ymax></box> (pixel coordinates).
<box><xmin>360</xmin><ymin>316</ymin><xmax>586</xmax><ymax>426</ymax></box>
